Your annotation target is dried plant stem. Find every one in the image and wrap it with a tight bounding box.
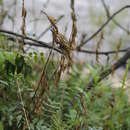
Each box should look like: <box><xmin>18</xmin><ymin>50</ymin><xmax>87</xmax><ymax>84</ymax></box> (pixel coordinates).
<box><xmin>32</xmin><ymin>41</ymin><xmax>55</xmax><ymax>114</ymax></box>
<box><xmin>96</xmin><ymin>32</ymin><xmax>104</xmax><ymax>62</ymax></box>
<box><xmin>69</xmin><ymin>0</ymin><xmax>77</xmax><ymax>49</ymax></box>
<box><xmin>16</xmin><ymin>80</ymin><xmax>30</xmax><ymax>130</ymax></box>
<box><xmin>36</xmin><ymin>15</ymin><xmax>64</xmax><ymax>40</ymax></box>
<box><xmin>32</xmin><ymin>49</ymin><xmax>52</xmax><ymax>101</ymax></box>
<box><xmin>21</xmin><ymin>0</ymin><xmax>27</xmax><ymax>52</ymax></box>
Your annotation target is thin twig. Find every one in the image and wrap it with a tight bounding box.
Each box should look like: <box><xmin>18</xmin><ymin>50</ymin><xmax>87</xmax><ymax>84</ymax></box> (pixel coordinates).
<box><xmin>77</xmin><ymin>5</ymin><xmax>130</xmax><ymax>49</ymax></box>
<box><xmin>78</xmin><ymin>48</ymin><xmax>129</xmax><ymax>55</ymax></box>
<box><xmin>101</xmin><ymin>0</ymin><xmax>129</xmax><ymax>34</ymax></box>
<box><xmin>16</xmin><ymin>80</ymin><xmax>30</xmax><ymax>130</ymax></box>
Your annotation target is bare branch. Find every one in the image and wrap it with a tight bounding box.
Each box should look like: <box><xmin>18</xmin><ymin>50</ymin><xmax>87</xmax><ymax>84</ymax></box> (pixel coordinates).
<box><xmin>78</xmin><ymin>48</ymin><xmax>129</xmax><ymax>56</ymax></box>
<box><xmin>77</xmin><ymin>5</ymin><xmax>130</xmax><ymax>49</ymax></box>
<box><xmin>0</xmin><ymin>29</ymin><xmax>62</xmax><ymax>53</ymax></box>
<box><xmin>84</xmin><ymin>49</ymin><xmax>130</xmax><ymax>91</ymax></box>
<box><xmin>0</xmin><ymin>29</ymin><xmax>129</xmax><ymax>56</ymax></box>
<box><xmin>101</xmin><ymin>0</ymin><xmax>129</xmax><ymax>34</ymax></box>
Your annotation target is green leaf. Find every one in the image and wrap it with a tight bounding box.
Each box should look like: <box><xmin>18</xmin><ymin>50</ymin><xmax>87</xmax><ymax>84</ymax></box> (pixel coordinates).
<box><xmin>0</xmin><ymin>80</ymin><xmax>9</xmax><ymax>86</ymax></box>
<box><xmin>0</xmin><ymin>51</ymin><xmax>16</xmax><ymax>69</ymax></box>
<box><xmin>4</xmin><ymin>60</ymin><xmax>16</xmax><ymax>75</ymax></box>
<box><xmin>33</xmin><ymin>52</ymin><xmax>38</xmax><ymax>62</ymax></box>
<box><xmin>8</xmin><ymin>15</ymin><xmax>14</xmax><ymax>22</ymax></box>
<box><xmin>69</xmin><ymin>109</ymin><xmax>77</xmax><ymax>120</ymax></box>
<box><xmin>15</xmin><ymin>55</ymin><xmax>24</xmax><ymax>74</ymax></box>
<box><xmin>0</xmin><ymin>122</ymin><xmax>4</xmax><ymax>130</ymax></box>
<box><xmin>29</xmin><ymin>52</ymin><xmax>32</xmax><ymax>58</ymax></box>
<box><xmin>24</xmin><ymin>64</ymin><xmax>32</xmax><ymax>77</ymax></box>
<box><xmin>40</xmin><ymin>52</ymin><xmax>44</xmax><ymax>63</ymax></box>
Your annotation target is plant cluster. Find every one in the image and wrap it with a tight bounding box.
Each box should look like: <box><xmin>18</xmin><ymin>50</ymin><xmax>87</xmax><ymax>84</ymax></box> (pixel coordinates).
<box><xmin>0</xmin><ymin>0</ymin><xmax>130</xmax><ymax>130</ymax></box>
<box><xmin>0</xmin><ymin>49</ymin><xmax>130</xmax><ymax>130</ymax></box>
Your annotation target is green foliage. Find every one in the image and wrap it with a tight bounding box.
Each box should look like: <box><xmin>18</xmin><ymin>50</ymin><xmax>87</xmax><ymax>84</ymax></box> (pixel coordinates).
<box><xmin>0</xmin><ymin>34</ymin><xmax>10</xmax><ymax>50</ymax></box>
<box><xmin>0</xmin><ymin>50</ymin><xmax>130</xmax><ymax>130</ymax></box>
<box><xmin>0</xmin><ymin>51</ymin><xmax>16</xmax><ymax>70</ymax></box>
<box><xmin>0</xmin><ymin>0</ymin><xmax>2</xmax><ymax>5</ymax></box>
<box><xmin>0</xmin><ymin>122</ymin><xmax>4</xmax><ymax>130</ymax></box>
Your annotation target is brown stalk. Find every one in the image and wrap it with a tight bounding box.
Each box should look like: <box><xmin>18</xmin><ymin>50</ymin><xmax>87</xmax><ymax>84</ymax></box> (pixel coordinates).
<box><xmin>69</xmin><ymin>0</ymin><xmax>77</xmax><ymax>49</ymax></box>
<box><xmin>41</xmin><ymin>10</ymin><xmax>74</xmax><ymax>86</ymax></box>
<box><xmin>36</xmin><ymin>15</ymin><xmax>64</xmax><ymax>40</ymax></box>
<box><xmin>114</xmin><ymin>39</ymin><xmax>122</xmax><ymax>60</ymax></box>
<box><xmin>32</xmin><ymin>49</ymin><xmax>52</xmax><ymax>114</ymax></box>
<box><xmin>21</xmin><ymin>0</ymin><xmax>27</xmax><ymax>52</ymax></box>
<box><xmin>112</xmin><ymin>39</ymin><xmax>122</xmax><ymax>75</ymax></box>
<box><xmin>96</xmin><ymin>32</ymin><xmax>104</xmax><ymax>62</ymax></box>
